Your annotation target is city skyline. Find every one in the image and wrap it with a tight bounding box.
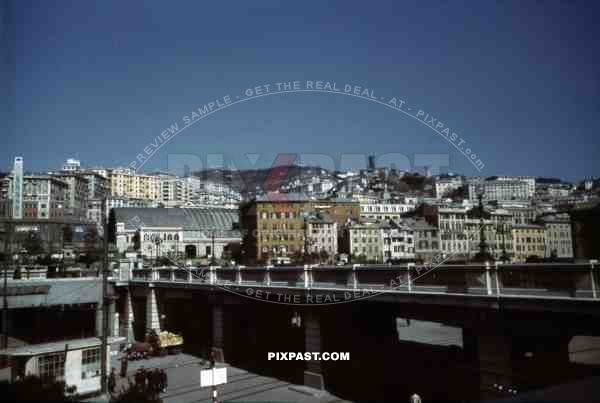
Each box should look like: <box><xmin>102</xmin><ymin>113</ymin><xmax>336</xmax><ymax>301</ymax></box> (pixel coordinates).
<box><xmin>3</xmin><ymin>1</ymin><xmax>599</xmax><ymax>182</ymax></box>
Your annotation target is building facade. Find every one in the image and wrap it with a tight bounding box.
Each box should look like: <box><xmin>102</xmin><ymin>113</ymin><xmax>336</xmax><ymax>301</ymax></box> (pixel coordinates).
<box><xmin>512</xmin><ymin>224</ymin><xmax>546</xmax><ymax>262</ymax></box>
<box><xmin>114</xmin><ymin>207</ymin><xmax>241</xmax><ymax>260</ymax></box>
<box><xmin>343</xmin><ymin>221</ymin><xmax>383</xmax><ymax>263</ymax></box>
<box><xmin>239</xmin><ymin>194</ymin><xmax>359</xmax><ymax>264</ymax></box>
<box><xmin>304</xmin><ymin>212</ymin><xmax>338</xmax><ymax>258</ymax></box>
<box><xmin>541</xmin><ymin>215</ymin><xmax>573</xmax><ymax>259</ymax></box>
<box><xmin>435</xmin><ymin>176</ymin><xmax>464</xmax><ymax>199</ymax></box>
<box><xmin>381</xmin><ymin>221</ymin><xmax>415</xmax><ymax>262</ymax></box>
<box><xmin>22</xmin><ymin>176</ymin><xmax>68</xmax><ymax>219</ymax></box>
<box><xmin>469</xmin><ymin>179</ymin><xmax>530</xmax><ymax>203</ymax></box>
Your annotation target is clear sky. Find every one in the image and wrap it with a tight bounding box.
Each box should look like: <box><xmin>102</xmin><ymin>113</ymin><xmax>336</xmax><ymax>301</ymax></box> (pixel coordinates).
<box><xmin>3</xmin><ymin>0</ymin><xmax>599</xmax><ymax>181</ymax></box>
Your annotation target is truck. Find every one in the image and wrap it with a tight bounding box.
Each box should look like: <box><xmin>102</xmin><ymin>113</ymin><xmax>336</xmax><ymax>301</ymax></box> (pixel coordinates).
<box><xmin>146</xmin><ymin>329</ymin><xmax>184</xmax><ymax>356</ymax></box>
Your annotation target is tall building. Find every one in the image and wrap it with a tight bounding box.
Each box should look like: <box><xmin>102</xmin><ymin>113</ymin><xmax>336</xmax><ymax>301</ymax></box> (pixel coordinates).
<box><xmin>50</xmin><ymin>173</ymin><xmax>89</xmax><ymax>220</ymax></box>
<box><xmin>11</xmin><ymin>156</ymin><xmax>23</xmax><ymax>219</ymax></box>
<box><xmin>22</xmin><ymin>175</ymin><xmax>68</xmax><ymax>219</ymax></box>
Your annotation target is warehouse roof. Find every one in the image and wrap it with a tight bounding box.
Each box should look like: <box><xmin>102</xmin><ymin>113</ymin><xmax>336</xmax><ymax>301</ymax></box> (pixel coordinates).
<box><xmin>114</xmin><ymin>207</ymin><xmax>240</xmax><ymax>237</ymax></box>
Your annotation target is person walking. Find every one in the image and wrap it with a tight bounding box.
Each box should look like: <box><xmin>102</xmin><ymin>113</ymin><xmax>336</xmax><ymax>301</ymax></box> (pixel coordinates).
<box><xmin>152</xmin><ymin>368</ymin><xmax>161</xmax><ymax>394</ymax></box>
<box><xmin>108</xmin><ymin>367</ymin><xmax>117</xmax><ymax>394</ymax></box>
<box><xmin>160</xmin><ymin>368</ymin><xmax>168</xmax><ymax>393</ymax></box>
<box><xmin>120</xmin><ymin>355</ymin><xmax>128</xmax><ymax>378</ymax></box>
<box><xmin>145</xmin><ymin>368</ymin><xmax>153</xmax><ymax>391</ymax></box>
<box><xmin>135</xmin><ymin>367</ymin><xmax>146</xmax><ymax>388</ymax></box>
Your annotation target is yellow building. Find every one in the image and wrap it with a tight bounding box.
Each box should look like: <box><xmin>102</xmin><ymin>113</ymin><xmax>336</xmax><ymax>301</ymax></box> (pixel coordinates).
<box><xmin>512</xmin><ymin>224</ymin><xmax>546</xmax><ymax>262</ymax></box>
<box><xmin>109</xmin><ymin>168</ymin><xmax>159</xmax><ymax>201</ymax></box>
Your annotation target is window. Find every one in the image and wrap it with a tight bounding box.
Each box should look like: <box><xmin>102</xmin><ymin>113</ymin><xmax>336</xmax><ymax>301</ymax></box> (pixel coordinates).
<box><xmin>82</xmin><ymin>348</ymin><xmax>101</xmax><ymax>378</ymax></box>
<box><xmin>39</xmin><ymin>353</ymin><xmax>65</xmax><ymax>380</ymax></box>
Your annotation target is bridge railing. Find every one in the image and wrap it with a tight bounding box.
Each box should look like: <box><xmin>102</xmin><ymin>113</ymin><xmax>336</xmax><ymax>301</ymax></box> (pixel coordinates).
<box><xmin>122</xmin><ymin>261</ymin><xmax>600</xmax><ymax>300</ymax></box>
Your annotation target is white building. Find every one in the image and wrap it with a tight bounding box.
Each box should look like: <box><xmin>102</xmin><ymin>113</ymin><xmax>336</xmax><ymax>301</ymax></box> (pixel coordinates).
<box><xmin>435</xmin><ymin>176</ymin><xmax>464</xmax><ymax>199</ymax></box>
<box><xmin>381</xmin><ymin>220</ymin><xmax>415</xmax><ymax>261</ymax></box>
<box><xmin>304</xmin><ymin>212</ymin><xmax>338</xmax><ymax>258</ymax></box>
<box><xmin>360</xmin><ymin>202</ymin><xmax>415</xmax><ymax>221</ymax></box>
<box><xmin>0</xmin><ymin>337</ymin><xmax>124</xmax><ymax>396</ymax></box>
<box><xmin>438</xmin><ymin>206</ymin><xmax>513</xmax><ymax>261</ymax></box>
<box><xmin>496</xmin><ymin>176</ymin><xmax>535</xmax><ymax>198</ymax></box>
<box><xmin>114</xmin><ymin>207</ymin><xmax>241</xmax><ymax>260</ymax></box>
<box><xmin>344</xmin><ymin>221</ymin><xmax>383</xmax><ymax>262</ymax></box>
<box><xmin>468</xmin><ymin>179</ymin><xmax>530</xmax><ymax>203</ymax></box>
<box><xmin>62</xmin><ymin>158</ymin><xmax>81</xmax><ymax>172</ymax></box>
<box><xmin>11</xmin><ymin>157</ymin><xmax>23</xmax><ymax>219</ymax></box>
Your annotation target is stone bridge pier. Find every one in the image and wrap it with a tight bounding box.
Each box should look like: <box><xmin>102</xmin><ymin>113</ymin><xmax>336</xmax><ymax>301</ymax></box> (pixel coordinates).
<box><xmin>114</xmin><ymin>286</ymin><xmax>599</xmax><ymax>402</ymax></box>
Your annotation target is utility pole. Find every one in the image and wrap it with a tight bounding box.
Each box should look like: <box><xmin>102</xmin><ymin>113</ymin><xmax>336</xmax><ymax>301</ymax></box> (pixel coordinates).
<box><xmin>100</xmin><ymin>199</ymin><xmax>109</xmax><ymax>394</ymax></box>
<box><xmin>2</xmin><ymin>222</ymin><xmax>11</xmax><ymax>351</ymax></box>
<box><xmin>211</xmin><ymin>230</ymin><xmax>215</xmax><ymax>265</ymax></box>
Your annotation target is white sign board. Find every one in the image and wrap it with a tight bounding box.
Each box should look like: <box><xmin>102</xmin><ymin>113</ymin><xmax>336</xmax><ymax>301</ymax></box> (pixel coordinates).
<box><xmin>200</xmin><ymin>367</ymin><xmax>227</xmax><ymax>387</ymax></box>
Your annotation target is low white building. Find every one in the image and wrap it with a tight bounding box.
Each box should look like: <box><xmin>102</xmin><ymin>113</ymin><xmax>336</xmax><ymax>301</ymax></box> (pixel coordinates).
<box><xmin>114</xmin><ymin>207</ymin><xmax>241</xmax><ymax>260</ymax></box>
<box><xmin>0</xmin><ymin>337</ymin><xmax>125</xmax><ymax>396</ymax></box>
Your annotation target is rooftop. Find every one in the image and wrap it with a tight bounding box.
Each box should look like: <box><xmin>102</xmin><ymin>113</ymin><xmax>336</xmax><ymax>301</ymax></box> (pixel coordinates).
<box><xmin>0</xmin><ymin>337</ymin><xmax>126</xmax><ymax>357</ymax></box>
<box><xmin>114</xmin><ymin>207</ymin><xmax>240</xmax><ymax>237</ymax></box>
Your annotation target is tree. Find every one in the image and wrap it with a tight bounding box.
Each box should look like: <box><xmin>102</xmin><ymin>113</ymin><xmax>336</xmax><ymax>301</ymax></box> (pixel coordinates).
<box><xmin>0</xmin><ymin>374</ymin><xmax>78</xmax><ymax>402</ymax></box>
<box><xmin>62</xmin><ymin>225</ymin><xmax>73</xmax><ymax>245</ymax></box>
<box><xmin>107</xmin><ymin>208</ymin><xmax>117</xmax><ymax>245</ymax></box>
<box><xmin>290</xmin><ymin>250</ymin><xmax>304</xmax><ymax>265</ymax></box>
<box><xmin>110</xmin><ymin>380</ymin><xmax>162</xmax><ymax>403</ymax></box>
<box><xmin>319</xmin><ymin>249</ymin><xmax>329</xmax><ymax>264</ymax></box>
<box><xmin>82</xmin><ymin>225</ymin><xmax>102</xmax><ymax>267</ymax></box>
<box><xmin>132</xmin><ymin>230</ymin><xmax>141</xmax><ymax>252</ymax></box>
<box><xmin>23</xmin><ymin>231</ymin><xmax>43</xmax><ymax>256</ymax></box>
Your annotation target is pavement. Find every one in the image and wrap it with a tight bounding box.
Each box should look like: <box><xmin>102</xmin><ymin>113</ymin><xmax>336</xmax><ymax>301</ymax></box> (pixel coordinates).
<box><xmin>84</xmin><ymin>353</ymin><xmax>351</xmax><ymax>403</ymax></box>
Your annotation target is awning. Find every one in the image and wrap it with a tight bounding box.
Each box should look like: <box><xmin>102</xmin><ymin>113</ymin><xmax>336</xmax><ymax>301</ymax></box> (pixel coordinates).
<box><xmin>0</xmin><ymin>337</ymin><xmax>126</xmax><ymax>357</ymax></box>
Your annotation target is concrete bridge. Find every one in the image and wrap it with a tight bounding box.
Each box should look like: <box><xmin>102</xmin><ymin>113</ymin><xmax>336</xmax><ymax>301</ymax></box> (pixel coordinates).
<box><xmin>110</xmin><ymin>262</ymin><xmax>600</xmax><ymax>402</ymax></box>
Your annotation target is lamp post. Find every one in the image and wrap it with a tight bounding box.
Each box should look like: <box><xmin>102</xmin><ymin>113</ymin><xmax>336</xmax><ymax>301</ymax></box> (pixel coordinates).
<box><xmin>472</xmin><ymin>186</ymin><xmax>493</xmax><ymax>263</ymax></box>
<box><xmin>498</xmin><ymin>221</ymin><xmax>510</xmax><ymax>263</ymax></box>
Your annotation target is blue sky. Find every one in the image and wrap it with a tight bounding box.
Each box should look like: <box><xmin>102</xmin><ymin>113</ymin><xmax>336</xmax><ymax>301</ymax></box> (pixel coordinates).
<box><xmin>3</xmin><ymin>0</ymin><xmax>599</xmax><ymax>181</ymax></box>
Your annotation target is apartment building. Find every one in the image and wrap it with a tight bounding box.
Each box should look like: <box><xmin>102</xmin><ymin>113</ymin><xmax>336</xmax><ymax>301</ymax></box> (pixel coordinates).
<box><xmin>49</xmin><ymin>173</ymin><xmax>89</xmax><ymax>220</ymax></box>
<box><xmin>496</xmin><ymin>176</ymin><xmax>536</xmax><ymax>198</ymax></box>
<box><xmin>435</xmin><ymin>175</ymin><xmax>464</xmax><ymax>199</ymax></box>
<box><xmin>21</xmin><ymin>176</ymin><xmax>68</xmax><ymax>219</ymax></box>
<box><xmin>438</xmin><ymin>206</ymin><xmax>513</xmax><ymax>261</ymax></box>
<box><xmin>409</xmin><ymin>218</ymin><xmax>441</xmax><ymax>262</ymax></box>
<box><xmin>304</xmin><ymin>211</ymin><xmax>338</xmax><ymax>258</ymax></box>
<box><xmin>109</xmin><ymin>168</ymin><xmax>160</xmax><ymax>201</ymax></box>
<box><xmin>381</xmin><ymin>220</ymin><xmax>415</xmax><ymax>261</ymax></box>
<box><xmin>469</xmin><ymin>179</ymin><xmax>530</xmax><ymax>203</ymax></box>
<box><xmin>342</xmin><ymin>221</ymin><xmax>383</xmax><ymax>263</ymax></box>
<box><xmin>239</xmin><ymin>194</ymin><xmax>359</xmax><ymax>264</ymax></box>
<box><xmin>541</xmin><ymin>214</ymin><xmax>573</xmax><ymax>259</ymax></box>
<box><xmin>512</xmin><ymin>224</ymin><xmax>546</xmax><ymax>262</ymax></box>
